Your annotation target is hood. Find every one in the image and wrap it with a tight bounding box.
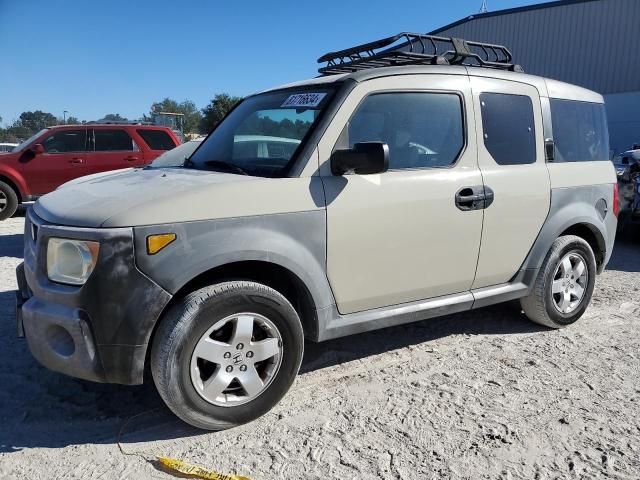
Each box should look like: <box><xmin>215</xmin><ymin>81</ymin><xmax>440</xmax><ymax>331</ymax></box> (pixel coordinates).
<box><xmin>34</xmin><ymin>168</ymin><xmax>321</xmax><ymax>228</ymax></box>
<box><xmin>57</xmin><ymin>168</ymin><xmax>134</xmax><ymax>188</ymax></box>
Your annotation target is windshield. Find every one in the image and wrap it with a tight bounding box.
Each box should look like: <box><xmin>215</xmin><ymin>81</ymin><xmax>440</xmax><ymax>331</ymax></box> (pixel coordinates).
<box><xmin>186</xmin><ymin>89</ymin><xmax>334</xmax><ymax>177</ymax></box>
<box><xmin>13</xmin><ymin>128</ymin><xmax>49</xmax><ymax>152</ymax></box>
<box><xmin>150</xmin><ymin>140</ymin><xmax>202</xmax><ymax>168</ymax></box>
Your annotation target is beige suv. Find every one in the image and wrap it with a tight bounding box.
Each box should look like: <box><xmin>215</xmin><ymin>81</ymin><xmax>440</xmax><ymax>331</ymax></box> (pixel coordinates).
<box><xmin>16</xmin><ymin>33</ymin><xmax>618</xmax><ymax>430</ymax></box>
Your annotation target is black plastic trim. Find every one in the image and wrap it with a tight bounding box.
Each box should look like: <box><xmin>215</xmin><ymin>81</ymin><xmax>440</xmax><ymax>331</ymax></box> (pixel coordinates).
<box><xmin>21</xmin><ymin>210</ymin><xmax>172</xmax><ymax>384</ymax></box>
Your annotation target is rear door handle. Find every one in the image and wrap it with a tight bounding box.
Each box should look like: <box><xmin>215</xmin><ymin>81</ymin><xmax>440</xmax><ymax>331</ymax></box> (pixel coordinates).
<box><xmin>68</xmin><ymin>158</ymin><xmax>84</xmax><ymax>164</ymax></box>
<box><xmin>455</xmin><ymin>186</ymin><xmax>494</xmax><ymax>211</ymax></box>
<box><xmin>124</xmin><ymin>156</ymin><xmax>139</xmax><ymax>162</ymax></box>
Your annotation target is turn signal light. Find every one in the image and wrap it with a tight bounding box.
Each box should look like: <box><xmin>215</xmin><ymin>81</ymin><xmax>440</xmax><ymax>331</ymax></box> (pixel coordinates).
<box><xmin>613</xmin><ymin>183</ymin><xmax>620</xmax><ymax>217</ymax></box>
<box><xmin>147</xmin><ymin>233</ymin><xmax>176</xmax><ymax>255</ymax></box>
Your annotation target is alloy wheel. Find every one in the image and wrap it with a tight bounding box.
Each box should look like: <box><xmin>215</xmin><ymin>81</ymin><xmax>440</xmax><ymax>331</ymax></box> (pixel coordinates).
<box><xmin>190</xmin><ymin>313</ymin><xmax>283</xmax><ymax>407</ymax></box>
<box><xmin>551</xmin><ymin>251</ymin><xmax>588</xmax><ymax>314</ymax></box>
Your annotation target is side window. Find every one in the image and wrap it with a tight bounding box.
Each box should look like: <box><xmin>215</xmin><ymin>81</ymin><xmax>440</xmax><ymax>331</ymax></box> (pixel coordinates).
<box><xmin>550</xmin><ymin>99</ymin><xmax>609</xmax><ymax>162</ymax></box>
<box><xmin>136</xmin><ymin>129</ymin><xmax>177</xmax><ymax>150</ymax></box>
<box><xmin>339</xmin><ymin>92</ymin><xmax>465</xmax><ymax>170</ymax></box>
<box><xmin>480</xmin><ymin>93</ymin><xmax>536</xmax><ymax>165</ymax></box>
<box><xmin>42</xmin><ymin>130</ymin><xmax>86</xmax><ymax>153</ymax></box>
<box><xmin>94</xmin><ymin>129</ymin><xmax>135</xmax><ymax>151</ymax></box>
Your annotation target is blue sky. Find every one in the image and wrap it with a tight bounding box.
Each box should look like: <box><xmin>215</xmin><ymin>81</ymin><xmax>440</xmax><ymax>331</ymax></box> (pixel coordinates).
<box><xmin>0</xmin><ymin>0</ymin><xmax>543</xmax><ymax>126</ymax></box>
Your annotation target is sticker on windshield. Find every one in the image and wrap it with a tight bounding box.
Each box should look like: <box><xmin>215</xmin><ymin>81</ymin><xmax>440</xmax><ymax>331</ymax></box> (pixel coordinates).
<box><xmin>281</xmin><ymin>93</ymin><xmax>327</xmax><ymax>108</ymax></box>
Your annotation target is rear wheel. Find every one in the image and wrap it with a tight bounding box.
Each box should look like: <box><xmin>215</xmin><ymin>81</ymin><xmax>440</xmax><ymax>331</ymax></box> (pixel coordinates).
<box><xmin>520</xmin><ymin>235</ymin><xmax>596</xmax><ymax>328</ymax></box>
<box><xmin>0</xmin><ymin>181</ymin><xmax>18</xmax><ymax>221</ymax></box>
<box><xmin>151</xmin><ymin>281</ymin><xmax>304</xmax><ymax>430</ymax></box>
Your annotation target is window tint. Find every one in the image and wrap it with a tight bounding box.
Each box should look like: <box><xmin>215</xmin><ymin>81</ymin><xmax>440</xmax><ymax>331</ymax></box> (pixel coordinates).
<box><xmin>137</xmin><ymin>129</ymin><xmax>176</xmax><ymax>150</ymax></box>
<box><xmin>340</xmin><ymin>92</ymin><xmax>464</xmax><ymax>170</ymax></box>
<box><xmin>94</xmin><ymin>129</ymin><xmax>134</xmax><ymax>151</ymax></box>
<box><xmin>480</xmin><ymin>93</ymin><xmax>536</xmax><ymax>165</ymax></box>
<box><xmin>550</xmin><ymin>99</ymin><xmax>609</xmax><ymax>162</ymax></box>
<box><xmin>43</xmin><ymin>130</ymin><xmax>86</xmax><ymax>153</ymax></box>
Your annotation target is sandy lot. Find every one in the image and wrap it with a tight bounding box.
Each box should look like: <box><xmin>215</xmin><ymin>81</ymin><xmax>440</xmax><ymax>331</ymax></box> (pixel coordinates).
<box><xmin>1</xmin><ymin>209</ymin><xmax>639</xmax><ymax>479</ymax></box>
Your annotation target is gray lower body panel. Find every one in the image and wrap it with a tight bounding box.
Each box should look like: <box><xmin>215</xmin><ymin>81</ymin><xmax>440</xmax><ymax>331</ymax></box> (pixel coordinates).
<box><xmin>316</xmin><ymin>270</ymin><xmax>537</xmax><ymax>342</ymax></box>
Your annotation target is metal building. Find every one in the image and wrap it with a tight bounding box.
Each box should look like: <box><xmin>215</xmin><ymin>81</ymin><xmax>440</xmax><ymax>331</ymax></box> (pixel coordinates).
<box><xmin>430</xmin><ymin>0</ymin><xmax>640</xmax><ymax>155</ymax></box>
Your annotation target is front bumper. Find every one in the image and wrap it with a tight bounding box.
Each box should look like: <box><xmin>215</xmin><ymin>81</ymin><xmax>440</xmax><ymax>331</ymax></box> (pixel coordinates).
<box><xmin>16</xmin><ymin>210</ymin><xmax>172</xmax><ymax>385</ymax></box>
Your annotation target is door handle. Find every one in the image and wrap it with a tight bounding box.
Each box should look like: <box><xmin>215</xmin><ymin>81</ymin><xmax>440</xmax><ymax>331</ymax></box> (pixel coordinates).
<box><xmin>455</xmin><ymin>186</ymin><xmax>494</xmax><ymax>211</ymax></box>
<box><xmin>124</xmin><ymin>156</ymin><xmax>139</xmax><ymax>162</ymax></box>
<box><xmin>68</xmin><ymin>158</ymin><xmax>84</xmax><ymax>164</ymax></box>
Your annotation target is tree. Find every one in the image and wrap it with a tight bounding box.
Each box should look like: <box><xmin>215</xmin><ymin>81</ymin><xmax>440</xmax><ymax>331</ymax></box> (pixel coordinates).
<box><xmin>200</xmin><ymin>94</ymin><xmax>242</xmax><ymax>133</ymax></box>
<box><xmin>147</xmin><ymin>98</ymin><xmax>203</xmax><ymax>135</ymax></box>
<box><xmin>1</xmin><ymin>125</ymin><xmax>32</xmax><ymax>142</ymax></box>
<box><xmin>100</xmin><ymin>113</ymin><xmax>129</xmax><ymax>123</ymax></box>
<box><xmin>14</xmin><ymin>110</ymin><xmax>58</xmax><ymax>132</ymax></box>
<box><xmin>65</xmin><ymin>116</ymin><xmax>81</xmax><ymax>125</ymax></box>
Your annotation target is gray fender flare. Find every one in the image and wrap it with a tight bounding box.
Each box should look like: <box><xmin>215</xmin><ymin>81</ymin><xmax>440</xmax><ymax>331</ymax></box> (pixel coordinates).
<box><xmin>520</xmin><ymin>187</ymin><xmax>610</xmax><ymax>273</ymax></box>
<box><xmin>134</xmin><ymin>211</ymin><xmax>335</xmax><ymax>312</ymax></box>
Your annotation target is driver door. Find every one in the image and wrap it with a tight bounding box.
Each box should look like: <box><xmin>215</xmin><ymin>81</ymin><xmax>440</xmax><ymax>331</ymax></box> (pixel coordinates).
<box><xmin>26</xmin><ymin>128</ymin><xmax>88</xmax><ymax>194</ymax></box>
<box><xmin>319</xmin><ymin>75</ymin><xmax>484</xmax><ymax>314</ymax></box>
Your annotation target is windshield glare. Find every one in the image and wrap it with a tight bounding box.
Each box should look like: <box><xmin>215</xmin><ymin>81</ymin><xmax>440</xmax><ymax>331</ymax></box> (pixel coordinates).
<box><xmin>186</xmin><ymin>89</ymin><xmax>334</xmax><ymax>177</ymax></box>
<box><xmin>13</xmin><ymin>128</ymin><xmax>49</xmax><ymax>152</ymax></box>
<box><xmin>150</xmin><ymin>140</ymin><xmax>202</xmax><ymax>168</ymax></box>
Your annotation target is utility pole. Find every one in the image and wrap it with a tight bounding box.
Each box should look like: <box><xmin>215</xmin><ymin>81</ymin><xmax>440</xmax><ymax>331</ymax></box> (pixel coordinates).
<box><xmin>63</xmin><ymin>110</ymin><xmax>68</xmax><ymax>124</ymax></box>
<box><xmin>480</xmin><ymin>0</ymin><xmax>488</xmax><ymax>13</ymax></box>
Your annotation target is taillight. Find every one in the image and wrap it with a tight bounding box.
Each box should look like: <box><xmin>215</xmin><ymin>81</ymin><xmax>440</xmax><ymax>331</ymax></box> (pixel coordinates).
<box><xmin>613</xmin><ymin>183</ymin><xmax>620</xmax><ymax>217</ymax></box>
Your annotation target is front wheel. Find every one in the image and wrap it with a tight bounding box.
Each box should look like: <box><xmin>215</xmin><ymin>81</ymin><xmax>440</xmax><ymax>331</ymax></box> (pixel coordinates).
<box><xmin>0</xmin><ymin>181</ymin><xmax>18</xmax><ymax>221</ymax></box>
<box><xmin>520</xmin><ymin>235</ymin><xmax>597</xmax><ymax>328</ymax></box>
<box><xmin>151</xmin><ymin>281</ymin><xmax>304</xmax><ymax>430</ymax></box>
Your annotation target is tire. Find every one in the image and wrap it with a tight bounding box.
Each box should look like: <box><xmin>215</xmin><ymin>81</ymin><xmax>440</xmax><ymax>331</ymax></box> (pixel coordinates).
<box><xmin>0</xmin><ymin>181</ymin><xmax>18</xmax><ymax>221</ymax></box>
<box><xmin>520</xmin><ymin>235</ymin><xmax>597</xmax><ymax>328</ymax></box>
<box><xmin>151</xmin><ymin>281</ymin><xmax>304</xmax><ymax>430</ymax></box>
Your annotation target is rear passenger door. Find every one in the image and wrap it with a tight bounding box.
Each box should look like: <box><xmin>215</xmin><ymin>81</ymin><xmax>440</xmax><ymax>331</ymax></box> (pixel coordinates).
<box><xmin>469</xmin><ymin>77</ymin><xmax>550</xmax><ymax>289</ymax></box>
<box><xmin>87</xmin><ymin>128</ymin><xmax>145</xmax><ymax>175</ymax></box>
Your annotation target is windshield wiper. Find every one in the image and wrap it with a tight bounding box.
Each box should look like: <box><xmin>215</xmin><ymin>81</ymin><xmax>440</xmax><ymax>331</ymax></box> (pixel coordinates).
<box><xmin>202</xmin><ymin>160</ymin><xmax>249</xmax><ymax>176</ymax></box>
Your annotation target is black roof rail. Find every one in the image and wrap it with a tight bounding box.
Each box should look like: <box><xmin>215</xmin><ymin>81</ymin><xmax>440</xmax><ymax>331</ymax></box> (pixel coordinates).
<box><xmin>318</xmin><ymin>32</ymin><xmax>523</xmax><ymax>75</ymax></box>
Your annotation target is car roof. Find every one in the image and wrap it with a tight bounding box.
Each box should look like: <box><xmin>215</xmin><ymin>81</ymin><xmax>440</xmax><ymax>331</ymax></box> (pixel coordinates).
<box><xmin>47</xmin><ymin>124</ymin><xmax>172</xmax><ymax>130</ymax></box>
<box><xmin>262</xmin><ymin>64</ymin><xmax>603</xmax><ymax>103</ymax></box>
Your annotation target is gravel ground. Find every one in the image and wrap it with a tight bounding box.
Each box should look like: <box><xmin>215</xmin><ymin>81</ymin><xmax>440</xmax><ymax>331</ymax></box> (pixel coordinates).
<box><xmin>1</xmin><ymin>209</ymin><xmax>639</xmax><ymax>480</ymax></box>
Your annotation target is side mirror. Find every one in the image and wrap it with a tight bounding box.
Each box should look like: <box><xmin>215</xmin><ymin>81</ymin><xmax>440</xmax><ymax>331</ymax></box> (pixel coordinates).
<box><xmin>31</xmin><ymin>143</ymin><xmax>45</xmax><ymax>155</ymax></box>
<box><xmin>331</xmin><ymin>142</ymin><xmax>389</xmax><ymax>176</ymax></box>
<box><xmin>544</xmin><ymin>138</ymin><xmax>555</xmax><ymax>162</ymax></box>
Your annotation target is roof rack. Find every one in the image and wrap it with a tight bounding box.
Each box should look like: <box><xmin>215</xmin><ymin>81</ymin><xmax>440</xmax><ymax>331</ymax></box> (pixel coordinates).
<box><xmin>317</xmin><ymin>32</ymin><xmax>523</xmax><ymax>75</ymax></box>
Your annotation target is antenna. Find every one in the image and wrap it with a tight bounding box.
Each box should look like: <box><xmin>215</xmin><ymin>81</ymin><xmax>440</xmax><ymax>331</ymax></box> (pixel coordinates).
<box><xmin>479</xmin><ymin>0</ymin><xmax>488</xmax><ymax>13</ymax></box>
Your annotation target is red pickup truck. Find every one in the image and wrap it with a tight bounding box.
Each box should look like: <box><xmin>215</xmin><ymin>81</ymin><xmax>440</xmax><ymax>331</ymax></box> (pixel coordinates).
<box><xmin>0</xmin><ymin>124</ymin><xmax>181</xmax><ymax>220</ymax></box>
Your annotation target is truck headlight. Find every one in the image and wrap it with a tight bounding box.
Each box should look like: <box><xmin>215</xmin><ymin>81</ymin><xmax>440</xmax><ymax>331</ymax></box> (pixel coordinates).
<box><xmin>47</xmin><ymin>238</ymin><xmax>100</xmax><ymax>285</ymax></box>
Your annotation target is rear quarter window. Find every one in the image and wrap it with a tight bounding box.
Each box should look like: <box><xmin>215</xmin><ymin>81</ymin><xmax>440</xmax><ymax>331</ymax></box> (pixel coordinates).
<box><xmin>480</xmin><ymin>93</ymin><xmax>536</xmax><ymax>165</ymax></box>
<box><xmin>550</xmin><ymin>99</ymin><xmax>609</xmax><ymax>162</ymax></box>
<box><xmin>94</xmin><ymin>129</ymin><xmax>135</xmax><ymax>151</ymax></box>
<box><xmin>136</xmin><ymin>129</ymin><xmax>177</xmax><ymax>150</ymax></box>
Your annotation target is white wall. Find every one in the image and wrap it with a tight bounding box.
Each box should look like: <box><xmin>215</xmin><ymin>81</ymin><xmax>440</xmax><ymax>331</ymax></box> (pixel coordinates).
<box><xmin>604</xmin><ymin>91</ymin><xmax>640</xmax><ymax>156</ymax></box>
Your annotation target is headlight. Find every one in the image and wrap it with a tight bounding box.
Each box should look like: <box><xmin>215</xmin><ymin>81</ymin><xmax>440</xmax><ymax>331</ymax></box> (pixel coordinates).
<box><xmin>47</xmin><ymin>238</ymin><xmax>100</xmax><ymax>285</ymax></box>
